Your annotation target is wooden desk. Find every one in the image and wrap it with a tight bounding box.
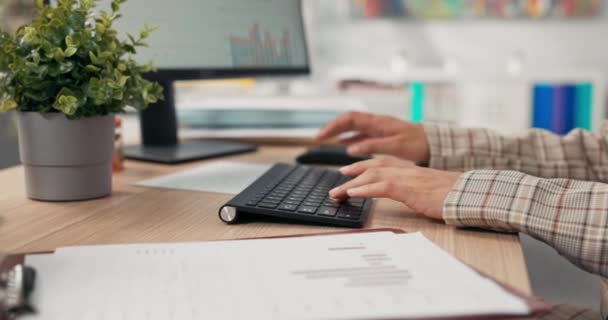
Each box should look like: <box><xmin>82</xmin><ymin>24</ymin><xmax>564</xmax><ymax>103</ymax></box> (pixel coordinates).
<box><xmin>0</xmin><ymin>145</ymin><xmax>532</xmax><ymax>294</ymax></box>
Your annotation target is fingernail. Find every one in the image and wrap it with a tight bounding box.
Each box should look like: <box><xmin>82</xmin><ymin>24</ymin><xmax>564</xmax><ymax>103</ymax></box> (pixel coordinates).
<box><xmin>329</xmin><ymin>187</ymin><xmax>340</xmax><ymax>196</ymax></box>
<box><xmin>339</xmin><ymin>165</ymin><xmax>351</xmax><ymax>173</ymax></box>
<box><xmin>347</xmin><ymin>146</ymin><xmax>359</xmax><ymax>155</ymax></box>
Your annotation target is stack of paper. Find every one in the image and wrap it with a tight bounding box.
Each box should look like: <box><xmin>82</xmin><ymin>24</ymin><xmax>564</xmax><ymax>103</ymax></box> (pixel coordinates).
<box><xmin>22</xmin><ymin>232</ymin><xmax>544</xmax><ymax>320</ymax></box>
<box><xmin>135</xmin><ymin>161</ymin><xmax>271</xmax><ymax>195</ymax></box>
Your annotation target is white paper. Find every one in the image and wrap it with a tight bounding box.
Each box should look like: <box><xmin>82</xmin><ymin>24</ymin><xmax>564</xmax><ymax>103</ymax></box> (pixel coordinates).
<box><xmin>134</xmin><ymin>161</ymin><xmax>271</xmax><ymax>195</ymax></box>
<box><xmin>23</xmin><ymin>232</ymin><xmax>530</xmax><ymax>320</ymax></box>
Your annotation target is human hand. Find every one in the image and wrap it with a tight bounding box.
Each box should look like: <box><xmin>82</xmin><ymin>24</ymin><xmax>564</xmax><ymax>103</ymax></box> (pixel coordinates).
<box><xmin>329</xmin><ymin>157</ymin><xmax>462</xmax><ymax>221</ymax></box>
<box><xmin>316</xmin><ymin>112</ymin><xmax>430</xmax><ymax>164</ymax></box>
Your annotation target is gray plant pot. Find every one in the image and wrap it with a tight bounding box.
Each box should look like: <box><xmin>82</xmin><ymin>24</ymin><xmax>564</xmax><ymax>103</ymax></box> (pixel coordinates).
<box><xmin>17</xmin><ymin>112</ymin><xmax>115</xmax><ymax>201</ymax></box>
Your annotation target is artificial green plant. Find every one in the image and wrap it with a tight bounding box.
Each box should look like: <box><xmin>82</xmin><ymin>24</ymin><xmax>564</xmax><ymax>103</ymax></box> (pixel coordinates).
<box><xmin>0</xmin><ymin>0</ymin><xmax>163</xmax><ymax>119</ymax></box>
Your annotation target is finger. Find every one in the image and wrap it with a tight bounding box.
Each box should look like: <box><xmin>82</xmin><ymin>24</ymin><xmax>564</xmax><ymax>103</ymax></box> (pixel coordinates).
<box><xmin>340</xmin><ymin>159</ymin><xmax>383</xmax><ymax>177</ymax></box>
<box><xmin>339</xmin><ymin>133</ymin><xmax>370</xmax><ymax>146</ymax></box>
<box><xmin>316</xmin><ymin>112</ymin><xmax>375</xmax><ymax>141</ymax></box>
<box><xmin>347</xmin><ymin>182</ymin><xmax>393</xmax><ymax>199</ymax></box>
<box><xmin>329</xmin><ymin>169</ymin><xmax>384</xmax><ymax>200</ymax></box>
<box><xmin>340</xmin><ymin>157</ymin><xmax>412</xmax><ymax>177</ymax></box>
<box><xmin>347</xmin><ymin>135</ymin><xmax>407</xmax><ymax>157</ymax></box>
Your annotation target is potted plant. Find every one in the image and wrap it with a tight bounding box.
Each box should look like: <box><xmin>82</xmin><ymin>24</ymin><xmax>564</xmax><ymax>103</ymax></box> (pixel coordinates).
<box><xmin>0</xmin><ymin>0</ymin><xmax>163</xmax><ymax>201</ymax></box>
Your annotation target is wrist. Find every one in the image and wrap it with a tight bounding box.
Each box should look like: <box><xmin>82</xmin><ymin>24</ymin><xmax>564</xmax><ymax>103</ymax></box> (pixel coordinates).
<box><xmin>415</xmin><ymin>124</ymin><xmax>431</xmax><ymax>165</ymax></box>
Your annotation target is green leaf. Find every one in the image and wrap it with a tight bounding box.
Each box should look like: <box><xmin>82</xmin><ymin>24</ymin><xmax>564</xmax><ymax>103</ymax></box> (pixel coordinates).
<box><xmin>111</xmin><ymin>0</ymin><xmax>120</xmax><ymax>12</ymax></box>
<box><xmin>112</xmin><ymin>90</ymin><xmax>124</xmax><ymax>100</ymax></box>
<box><xmin>85</xmin><ymin>64</ymin><xmax>101</xmax><ymax>72</ymax></box>
<box><xmin>34</xmin><ymin>0</ymin><xmax>44</xmax><ymax>10</ymax></box>
<box><xmin>65</xmin><ymin>35</ymin><xmax>79</xmax><ymax>48</ymax></box>
<box><xmin>96</xmin><ymin>22</ymin><xmax>106</xmax><ymax>34</ymax></box>
<box><xmin>99</xmin><ymin>51</ymin><xmax>113</xmax><ymax>59</ymax></box>
<box><xmin>88</xmin><ymin>51</ymin><xmax>102</xmax><ymax>65</ymax></box>
<box><xmin>59</xmin><ymin>61</ymin><xmax>74</xmax><ymax>73</ymax></box>
<box><xmin>127</xmin><ymin>33</ymin><xmax>136</xmax><ymax>44</ymax></box>
<box><xmin>64</xmin><ymin>47</ymin><xmax>78</xmax><ymax>57</ymax></box>
<box><xmin>53</xmin><ymin>48</ymin><xmax>65</xmax><ymax>61</ymax></box>
<box><xmin>21</xmin><ymin>27</ymin><xmax>39</xmax><ymax>44</ymax></box>
<box><xmin>79</xmin><ymin>0</ymin><xmax>95</xmax><ymax>10</ymax></box>
<box><xmin>52</xmin><ymin>92</ymin><xmax>79</xmax><ymax>115</ymax></box>
<box><xmin>137</xmin><ymin>63</ymin><xmax>153</xmax><ymax>73</ymax></box>
<box><xmin>118</xmin><ymin>75</ymin><xmax>129</xmax><ymax>86</ymax></box>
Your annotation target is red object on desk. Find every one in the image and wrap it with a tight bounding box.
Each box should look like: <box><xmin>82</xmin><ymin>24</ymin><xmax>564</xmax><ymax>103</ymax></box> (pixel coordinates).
<box><xmin>113</xmin><ymin>117</ymin><xmax>124</xmax><ymax>173</ymax></box>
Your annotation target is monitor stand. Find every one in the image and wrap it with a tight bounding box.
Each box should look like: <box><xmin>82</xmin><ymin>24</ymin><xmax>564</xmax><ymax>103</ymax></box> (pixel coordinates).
<box><xmin>124</xmin><ymin>81</ymin><xmax>258</xmax><ymax>164</ymax></box>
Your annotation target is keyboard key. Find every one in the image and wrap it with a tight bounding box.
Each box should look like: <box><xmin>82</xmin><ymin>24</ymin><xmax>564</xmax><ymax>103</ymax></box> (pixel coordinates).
<box><xmin>246</xmin><ymin>201</ymin><xmax>259</xmax><ymax>206</ymax></box>
<box><xmin>346</xmin><ymin>199</ymin><xmax>365</xmax><ymax>208</ymax></box>
<box><xmin>337</xmin><ymin>213</ymin><xmax>360</xmax><ymax>220</ymax></box>
<box><xmin>279</xmin><ymin>204</ymin><xmax>298</xmax><ymax>211</ymax></box>
<box><xmin>318</xmin><ymin>207</ymin><xmax>338</xmax><ymax>217</ymax></box>
<box><xmin>340</xmin><ymin>205</ymin><xmax>362</xmax><ymax>212</ymax></box>
<box><xmin>258</xmin><ymin>202</ymin><xmax>278</xmax><ymax>209</ymax></box>
<box><xmin>298</xmin><ymin>206</ymin><xmax>318</xmax><ymax>215</ymax></box>
<box><xmin>338</xmin><ymin>207</ymin><xmax>362</xmax><ymax>217</ymax></box>
<box><xmin>323</xmin><ymin>200</ymin><xmax>340</xmax><ymax>208</ymax></box>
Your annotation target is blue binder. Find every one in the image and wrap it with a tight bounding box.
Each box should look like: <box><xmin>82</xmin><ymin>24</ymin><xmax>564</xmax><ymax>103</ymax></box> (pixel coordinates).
<box><xmin>532</xmin><ymin>84</ymin><xmax>554</xmax><ymax>131</ymax></box>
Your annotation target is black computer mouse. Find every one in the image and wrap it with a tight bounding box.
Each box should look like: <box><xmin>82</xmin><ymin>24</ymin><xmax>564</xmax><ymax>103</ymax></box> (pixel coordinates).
<box><xmin>296</xmin><ymin>145</ymin><xmax>371</xmax><ymax>166</ymax></box>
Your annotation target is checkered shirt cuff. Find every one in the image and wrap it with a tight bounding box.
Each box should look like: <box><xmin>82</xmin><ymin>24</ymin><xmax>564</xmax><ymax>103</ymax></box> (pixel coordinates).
<box><xmin>444</xmin><ymin>170</ymin><xmax>608</xmax><ymax>278</ymax></box>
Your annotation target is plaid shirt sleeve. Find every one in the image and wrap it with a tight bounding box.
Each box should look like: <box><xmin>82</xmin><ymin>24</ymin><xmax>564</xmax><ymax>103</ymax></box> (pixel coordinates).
<box><xmin>424</xmin><ymin>123</ymin><xmax>608</xmax><ymax>317</ymax></box>
<box><xmin>443</xmin><ymin>170</ymin><xmax>608</xmax><ymax>279</ymax></box>
<box><xmin>423</xmin><ymin>123</ymin><xmax>608</xmax><ymax>182</ymax></box>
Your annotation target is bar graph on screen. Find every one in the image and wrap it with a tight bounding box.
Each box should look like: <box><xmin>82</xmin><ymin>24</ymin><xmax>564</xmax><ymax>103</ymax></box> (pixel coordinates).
<box><xmin>229</xmin><ymin>23</ymin><xmax>293</xmax><ymax>67</ymax></box>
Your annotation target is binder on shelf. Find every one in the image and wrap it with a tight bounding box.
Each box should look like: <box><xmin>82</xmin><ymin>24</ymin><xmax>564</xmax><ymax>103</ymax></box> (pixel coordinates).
<box><xmin>532</xmin><ymin>84</ymin><xmax>554</xmax><ymax>131</ymax></box>
<box><xmin>575</xmin><ymin>83</ymin><xmax>593</xmax><ymax>130</ymax></box>
<box><xmin>552</xmin><ymin>85</ymin><xmax>567</xmax><ymax>134</ymax></box>
<box><xmin>410</xmin><ymin>82</ymin><xmax>426</xmax><ymax>123</ymax></box>
<box><xmin>552</xmin><ymin>84</ymin><xmax>577</xmax><ymax>135</ymax></box>
<box><xmin>0</xmin><ymin>228</ymin><xmax>551</xmax><ymax>320</ymax></box>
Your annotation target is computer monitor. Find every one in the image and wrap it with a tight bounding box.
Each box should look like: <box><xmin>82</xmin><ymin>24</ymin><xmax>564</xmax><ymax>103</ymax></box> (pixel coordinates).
<box><xmin>102</xmin><ymin>0</ymin><xmax>311</xmax><ymax>163</ymax></box>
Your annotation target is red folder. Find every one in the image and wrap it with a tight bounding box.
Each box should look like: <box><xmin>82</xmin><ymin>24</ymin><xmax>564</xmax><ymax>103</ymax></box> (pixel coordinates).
<box><xmin>0</xmin><ymin>228</ymin><xmax>551</xmax><ymax>320</ymax></box>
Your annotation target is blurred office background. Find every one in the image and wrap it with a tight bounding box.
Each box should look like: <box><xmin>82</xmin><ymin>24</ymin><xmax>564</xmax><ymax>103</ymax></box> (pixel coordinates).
<box><xmin>0</xmin><ymin>0</ymin><xmax>605</xmax><ymax>311</ymax></box>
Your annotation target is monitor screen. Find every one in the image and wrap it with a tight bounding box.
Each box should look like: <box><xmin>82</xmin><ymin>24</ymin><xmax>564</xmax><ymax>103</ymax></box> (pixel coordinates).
<box><xmin>96</xmin><ymin>0</ymin><xmax>309</xmax><ymax>71</ymax></box>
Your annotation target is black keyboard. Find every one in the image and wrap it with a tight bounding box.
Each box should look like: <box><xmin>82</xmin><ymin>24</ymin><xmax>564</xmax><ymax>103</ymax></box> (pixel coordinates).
<box><xmin>219</xmin><ymin>163</ymin><xmax>373</xmax><ymax>228</ymax></box>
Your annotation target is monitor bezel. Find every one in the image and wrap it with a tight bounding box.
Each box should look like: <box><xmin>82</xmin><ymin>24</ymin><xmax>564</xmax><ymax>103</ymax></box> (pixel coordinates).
<box><xmin>146</xmin><ymin>65</ymin><xmax>310</xmax><ymax>83</ymax></box>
